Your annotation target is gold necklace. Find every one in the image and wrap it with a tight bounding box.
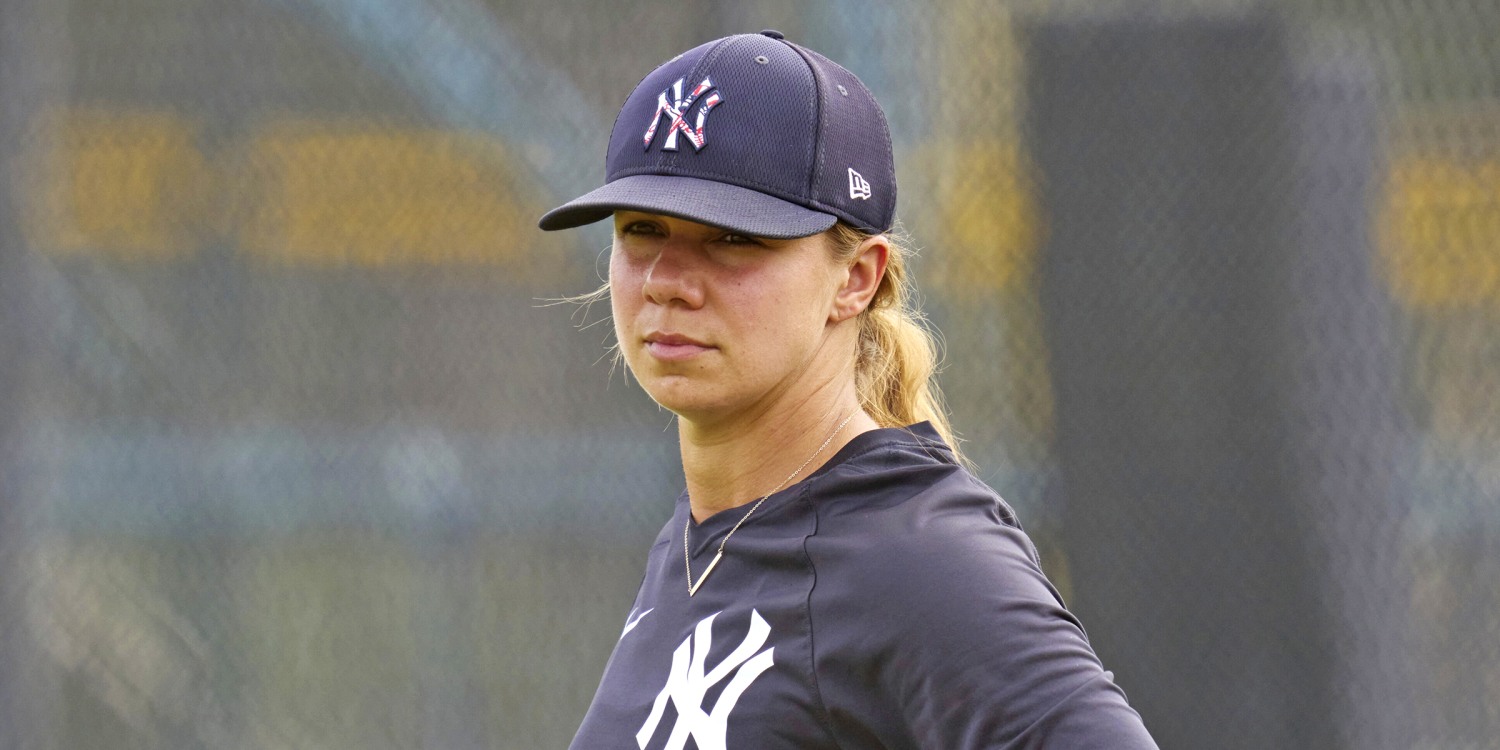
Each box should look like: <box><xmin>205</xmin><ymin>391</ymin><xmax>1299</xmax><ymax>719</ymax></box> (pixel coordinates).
<box><xmin>684</xmin><ymin>410</ymin><xmax>857</xmax><ymax>596</ymax></box>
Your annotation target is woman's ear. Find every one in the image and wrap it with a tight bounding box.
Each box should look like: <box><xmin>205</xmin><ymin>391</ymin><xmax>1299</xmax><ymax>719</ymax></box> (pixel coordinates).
<box><xmin>830</xmin><ymin>235</ymin><xmax>890</xmax><ymax>323</ymax></box>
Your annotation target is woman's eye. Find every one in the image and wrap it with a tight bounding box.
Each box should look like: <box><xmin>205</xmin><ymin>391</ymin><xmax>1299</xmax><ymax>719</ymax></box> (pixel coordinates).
<box><xmin>719</xmin><ymin>233</ymin><xmax>758</xmax><ymax>245</ymax></box>
<box><xmin>619</xmin><ymin>221</ymin><xmax>663</xmax><ymax>236</ymax></box>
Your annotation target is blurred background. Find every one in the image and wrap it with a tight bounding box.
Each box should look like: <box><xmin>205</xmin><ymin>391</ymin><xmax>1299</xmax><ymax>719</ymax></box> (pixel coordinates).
<box><xmin>0</xmin><ymin>0</ymin><xmax>1496</xmax><ymax>747</ymax></box>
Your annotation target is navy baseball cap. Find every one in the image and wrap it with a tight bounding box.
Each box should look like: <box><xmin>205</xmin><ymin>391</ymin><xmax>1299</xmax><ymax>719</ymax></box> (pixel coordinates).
<box><xmin>538</xmin><ymin>30</ymin><xmax>896</xmax><ymax>239</ymax></box>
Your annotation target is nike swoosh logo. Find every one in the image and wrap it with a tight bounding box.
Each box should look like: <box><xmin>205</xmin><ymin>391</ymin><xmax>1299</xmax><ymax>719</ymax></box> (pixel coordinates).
<box><xmin>621</xmin><ymin>607</ymin><xmax>654</xmax><ymax>639</ymax></box>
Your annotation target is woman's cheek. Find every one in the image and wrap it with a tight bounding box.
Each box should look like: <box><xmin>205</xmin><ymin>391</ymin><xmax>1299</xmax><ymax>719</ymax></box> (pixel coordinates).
<box><xmin>608</xmin><ymin>255</ymin><xmax>640</xmax><ymax>318</ymax></box>
<box><xmin>607</xmin><ymin>269</ymin><xmax>639</xmax><ymax>372</ymax></box>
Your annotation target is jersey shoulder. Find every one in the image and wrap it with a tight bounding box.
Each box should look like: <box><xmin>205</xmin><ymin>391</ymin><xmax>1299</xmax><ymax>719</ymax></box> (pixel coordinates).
<box><xmin>807</xmin><ymin>426</ymin><xmax>1039</xmax><ymax>577</ymax></box>
<box><xmin>803</xmin><ymin>424</ymin><xmax>1063</xmax><ymax>629</ymax></box>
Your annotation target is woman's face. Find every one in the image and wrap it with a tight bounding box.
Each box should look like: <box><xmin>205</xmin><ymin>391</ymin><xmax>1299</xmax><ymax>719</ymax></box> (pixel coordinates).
<box><xmin>609</xmin><ymin>211</ymin><xmax>850</xmax><ymax>423</ymax></box>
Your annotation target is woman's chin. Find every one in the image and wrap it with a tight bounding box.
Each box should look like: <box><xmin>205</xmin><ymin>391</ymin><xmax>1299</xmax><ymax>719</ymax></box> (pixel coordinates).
<box><xmin>643</xmin><ymin>394</ymin><xmax>724</xmax><ymax>422</ymax></box>
<box><xmin>638</xmin><ymin>380</ymin><xmax>738</xmax><ymax>422</ymax></box>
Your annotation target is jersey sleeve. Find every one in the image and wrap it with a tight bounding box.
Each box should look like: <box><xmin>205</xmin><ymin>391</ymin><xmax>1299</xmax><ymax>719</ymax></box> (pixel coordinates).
<box><xmin>807</xmin><ymin>477</ymin><xmax>1158</xmax><ymax>750</ymax></box>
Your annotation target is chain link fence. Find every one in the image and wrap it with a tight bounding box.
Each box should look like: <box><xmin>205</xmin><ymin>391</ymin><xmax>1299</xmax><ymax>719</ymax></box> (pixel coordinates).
<box><xmin>0</xmin><ymin>0</ymin><xmax>1496</xmax><ymax>747</ymax></box>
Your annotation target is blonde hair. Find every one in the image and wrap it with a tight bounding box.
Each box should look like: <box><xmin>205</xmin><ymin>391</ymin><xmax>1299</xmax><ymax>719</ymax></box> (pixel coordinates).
<box><xmin>827</xmin><ymin>222</ymin><xmax>964</xmax><ymax>462</ymax></box>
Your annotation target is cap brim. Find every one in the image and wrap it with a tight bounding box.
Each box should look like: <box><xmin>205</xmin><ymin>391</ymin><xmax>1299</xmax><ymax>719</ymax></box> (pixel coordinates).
<box><xmin>537</xmin><ymin>174</ymin><xmax>838</xmax><ymax>240</ymax></box>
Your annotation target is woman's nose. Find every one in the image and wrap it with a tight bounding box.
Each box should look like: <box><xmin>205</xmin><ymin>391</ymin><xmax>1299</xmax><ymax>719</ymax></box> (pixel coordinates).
<box><xmin>641</xmin><ymin>240</ymin><xmax>705</xmax><ymax>308</ymax></box>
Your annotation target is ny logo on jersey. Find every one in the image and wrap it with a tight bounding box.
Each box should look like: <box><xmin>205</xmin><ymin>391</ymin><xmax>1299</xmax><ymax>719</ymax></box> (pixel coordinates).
<box><xmin>635</xmin><ymin>610</ymin><xmax>775</xmax><ymax>750</ymax></box>
<box><xmin>643</xmin><ymin>77</ymin><xmax>724</xmax><ymax>153</ymax></box>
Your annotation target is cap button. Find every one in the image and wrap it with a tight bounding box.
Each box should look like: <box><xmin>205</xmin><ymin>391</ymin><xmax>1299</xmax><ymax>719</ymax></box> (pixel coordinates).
<box><xmin>759</xmin><ymin>29</ymin><xmax>785</xmax><ymax>40</ymax></box>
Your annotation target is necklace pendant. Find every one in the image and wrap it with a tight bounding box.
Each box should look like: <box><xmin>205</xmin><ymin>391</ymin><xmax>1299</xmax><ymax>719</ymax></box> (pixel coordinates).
<box><xmin>687</xmin><ymin>551</ymin><xmax>723</xmax><ymax>597</ymax></box>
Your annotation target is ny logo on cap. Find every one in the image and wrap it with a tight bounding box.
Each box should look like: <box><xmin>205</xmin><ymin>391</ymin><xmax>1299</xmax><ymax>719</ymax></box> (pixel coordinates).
<box><xmin>644</xmin><ymin>77</ymin><xmax>723</xmax><ymax>153</ymax></box>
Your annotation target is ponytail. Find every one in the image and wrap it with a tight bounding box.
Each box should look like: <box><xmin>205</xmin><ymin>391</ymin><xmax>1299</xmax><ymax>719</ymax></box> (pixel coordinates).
<box><xmin>828</xmin><ymin>222</ymin><xmax>965</xmax><ymax>463</ymax></box>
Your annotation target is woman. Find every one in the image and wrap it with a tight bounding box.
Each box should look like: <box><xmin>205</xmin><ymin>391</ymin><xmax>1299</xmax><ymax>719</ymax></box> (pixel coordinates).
<box><xmin>539</xmin><ymin>30</ymin><xmax>1157</xmax><ymax>749</ymax></box>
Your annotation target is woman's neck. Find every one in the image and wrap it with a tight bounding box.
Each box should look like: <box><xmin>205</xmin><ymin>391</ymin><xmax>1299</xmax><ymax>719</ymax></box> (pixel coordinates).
<box><xmin>678</xmin><ymin>386</ymin><xmax>879</xmax><ymax>523</ymax></box>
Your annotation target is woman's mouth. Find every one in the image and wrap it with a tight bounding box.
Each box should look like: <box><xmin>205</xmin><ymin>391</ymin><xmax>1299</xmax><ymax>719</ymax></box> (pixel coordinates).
<box><xmin>645</xmin><ymin>333</ymin><xmax>714</xmax><ymax>361</ymax></box>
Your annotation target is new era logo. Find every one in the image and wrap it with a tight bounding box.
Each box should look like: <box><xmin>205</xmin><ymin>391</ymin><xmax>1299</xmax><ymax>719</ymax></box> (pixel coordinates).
<box><xmin>848</xmin><ymin>168</ymin><xmax>872</xmax><ymax>200</ymax></box>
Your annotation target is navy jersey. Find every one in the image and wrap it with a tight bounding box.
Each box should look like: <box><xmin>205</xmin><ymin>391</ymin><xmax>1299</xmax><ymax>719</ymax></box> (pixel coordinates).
<box><xmin>571</xmin><ymin>423</ymin><xmax>1157</xmax><ymax>749</ymax></box>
